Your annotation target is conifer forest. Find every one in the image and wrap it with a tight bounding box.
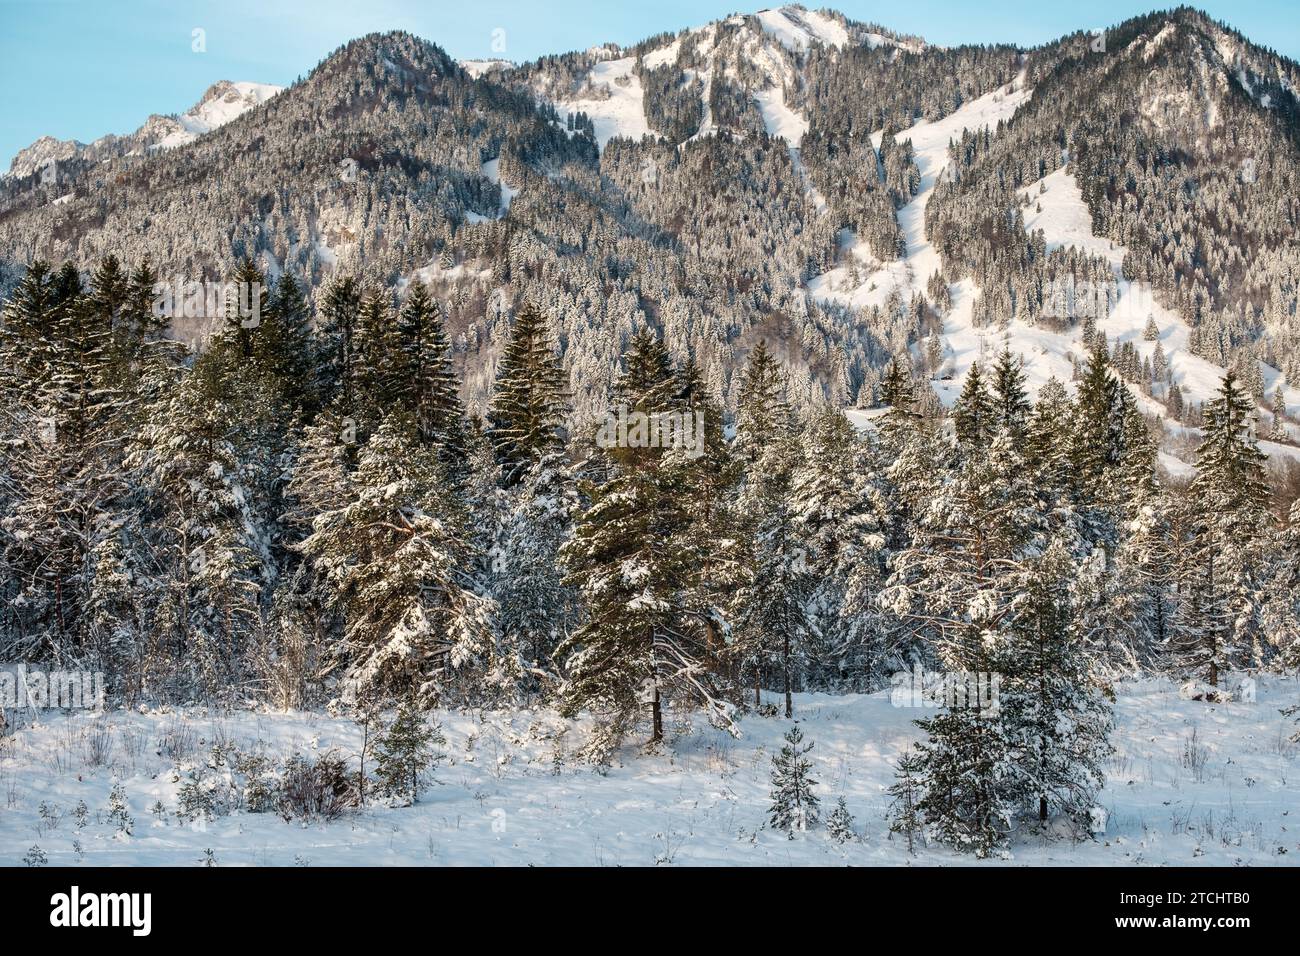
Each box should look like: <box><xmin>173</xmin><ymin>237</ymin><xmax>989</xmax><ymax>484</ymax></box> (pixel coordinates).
<box><xmin>2</xmin><ymin>2</ymin><xmax>1300</xmax><ymax>874</ymax></box>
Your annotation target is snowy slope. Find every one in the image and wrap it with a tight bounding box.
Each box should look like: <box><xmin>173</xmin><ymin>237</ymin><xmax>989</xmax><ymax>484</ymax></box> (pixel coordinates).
<box><xmin>810</xmin><ymin>74</ymin><xmax>1298</xmax><ymax>467</ymax></box>
<box><xmin>150</xmin><ymin>81</ymin><xmax>283</xmax><ymax>150</ymax></box>
<box><xmin>809</xmin><ymin>72</ymin><xmax>1033</xmax><ymax>313</ymax></box>
<box><xmin>460</xmin><ymin>59</ymin><xmax>513</xmax><ymax>78</ymax></box>
<box><xmin>938</xmin><ymin>167</ymin><xmax>1300</xmax><ymax>465</ymax></box>
<box><xmin>541</xmin><ymin>7</ymin><xmax>918</xmax><ymax>154</ymax></box>
<box><xmin>3</xmin><ymin>677</ymin><xmax>1297</xmax><ymax>866</ymax></box>
<box><xmin>551</xmin><ymin>55</ymin><xmax>652</xmax><ymax>149</ymax></box>
<box><xmin>757</xmin><ymin>7</ymin><xmax>849</xmax><ymax>51</ymax></box>
<box><xmin>468</xmin><ymin>156</ymin><xmax>520</xmax><ymax>223</ymax></box>
<box><xmin>4</xmin><ymin>80</ymin><xmax>282</xmax><ymax>176</ymax></box>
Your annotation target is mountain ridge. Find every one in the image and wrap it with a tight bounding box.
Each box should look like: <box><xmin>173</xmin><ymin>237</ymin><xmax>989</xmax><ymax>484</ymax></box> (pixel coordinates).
<box><xmin>0</xmin><ymin>5</ymin><xmax>1296</xmax><ymax>473</ymax></box>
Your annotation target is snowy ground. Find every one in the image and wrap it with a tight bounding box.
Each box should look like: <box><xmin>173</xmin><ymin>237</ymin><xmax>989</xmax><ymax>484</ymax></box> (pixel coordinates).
<box><xmin>3</xmin><ymin>677</ymin><xmax>1298</xmax><ymax>866</ymax></box>
<box><xmin>551</xmin><ymin>55</ymin><xmax>652</xmax><ymax>150</ymax></box>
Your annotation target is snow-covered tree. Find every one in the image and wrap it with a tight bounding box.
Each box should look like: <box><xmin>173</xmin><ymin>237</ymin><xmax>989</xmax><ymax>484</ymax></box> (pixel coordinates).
<box><xmin>769</xmin><ymin>725</ymin><xmax>820</xmax><ymax>836</ymax></box>
<box><xmin>298</xmin><ymin>413</ymin><xmax>494</xmax><ymax>707</ymax></box>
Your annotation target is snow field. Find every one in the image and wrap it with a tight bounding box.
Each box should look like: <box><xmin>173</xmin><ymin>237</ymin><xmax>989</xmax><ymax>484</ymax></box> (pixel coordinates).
<box><xmin>3</xmin><ymin>677</ymin><xmax>1298</xmax><ymax>866</ymax></box>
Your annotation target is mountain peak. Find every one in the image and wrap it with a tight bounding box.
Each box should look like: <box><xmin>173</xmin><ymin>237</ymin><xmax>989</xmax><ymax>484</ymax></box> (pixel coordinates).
<box><xmin>3</xmin><ymin>79</ymin><xmax>282</xmax><ymax>178</ymax></box>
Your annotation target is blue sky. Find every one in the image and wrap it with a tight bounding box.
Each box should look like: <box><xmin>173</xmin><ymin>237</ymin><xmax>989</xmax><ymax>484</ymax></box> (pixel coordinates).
<box><xmin>2</xmin><ymin>0</ymin><xmax>1298</xmax><ymax>168</ymax></box>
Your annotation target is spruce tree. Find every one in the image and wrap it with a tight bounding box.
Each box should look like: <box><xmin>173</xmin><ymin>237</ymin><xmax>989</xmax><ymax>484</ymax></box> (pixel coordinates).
<box><xmin>487</xmin><ymin>302</ymin><xmax>568</xmax><ymax>486</ymax></box>
<box><xmin>1024</xmin><ymin>377</ymin><xmax>1075</xmax><ymax>499</ymax></box>
<box><xmin>990</xmin><ymin>347</ymin><xmax>1031</xmax><ymax>440</ymax></box>
<box><xmin>1069</xmin><ymin>340</ymin><xmax>1128</xmax><ymax>499</ymax></box>
<box><xmin>395</xmin><ymin>280</ymin><xmax>467</xmax><ymax>470</ymax></box>
<box><xmin>559</xmin><ymin>331</ymin><xmax>735</xmax><ymax>755</ymax></box>
<box><xmin>790</xmin><ymin>404</ymin><xmax>886</xmax><ymax>689</ymax></box>
<box><xmin>882</xmin><ymin>433</ymin><xmax>1043</xmax><ymax>855</ymax></box>
<box><xmin>1174</xmin><ymin>371</ymin><xmax>1273</xmax><ymax>684</ymax></box>
<box><xmin>298</xmin><ymin>412</ymin><xmax>493</xmax><ymax>707</ymax></box>
<box><xmin>953</xmin><ymin>361</ymin><xmax>995</xmax><ymax>450</ymax></box>
<box><xmin>998</xmin><ymin>540</ymin><xmax>1112</xmax><ymax>826</ymax></box>
<box><xmin>315</xmin><ymin>274</ymin><xmax>363</xmax><ymax>407</ymax></box>
<box><xmin>733</xmin><ymin>340</ymin><xmax>790</xmax><ymax>465</ymax></box>
<box><xmin>887</xmin><ymin>745</ymin><xmax>925</xmax><ymax>854</ymax></box>
<box><xmin>736</xmin><ymin>432</ymin><xmax>807</xmax><ymax>717</ymax></box>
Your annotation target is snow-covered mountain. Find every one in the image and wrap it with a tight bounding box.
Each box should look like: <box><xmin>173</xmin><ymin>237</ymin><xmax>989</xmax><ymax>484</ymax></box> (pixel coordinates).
<box><xmin>3</xmin><ymin>79</ymin><xmax>282</xmax><ymax>178</ymax></box>
<box><xmin>0</xmin><ymin>5</ymin><xmax>1296</xmax><ymax>470</ymax></box>
<box><xmin>4</xmin><ymin>136</ymin><xmax>87</xmax><ymax>182</ymax></box>
<box><xmin>144</xmin><ymin>80</ymin><xmax>283</xmax><ymax>151</ymax></box>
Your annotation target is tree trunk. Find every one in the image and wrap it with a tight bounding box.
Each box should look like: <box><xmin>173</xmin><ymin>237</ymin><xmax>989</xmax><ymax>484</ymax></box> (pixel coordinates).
<box><xmin>783</xmin><ymin>631</ymin><xmax>792</xmax><ymax>718</ymax></box>
<box><xmin>650</xmin><ymin>685</ymin><xmax>663</xmax><ymax>743</ymax></box>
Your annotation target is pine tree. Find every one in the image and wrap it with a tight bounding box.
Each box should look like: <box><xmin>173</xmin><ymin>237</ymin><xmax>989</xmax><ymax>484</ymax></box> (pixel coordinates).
<box><xmin>0</xmin><ymin>260</ymin><xmax>60</xmax><ymax>403</ymax></box>
<box><xmin>826</xmin><ymin>796</ymin><xmax>857</xmax><ymax>843</ymax></box>
<box><xmin>354</xmin><ymin>287</ymin><xmax>402</xmax><ymax>425</ymax></box>
<box><xmin>1077</xmin><ymin>404</ymin><xmax>1174</xmax><ymax>671</ymax></box>
<box><xmin>1269</xmin><ymin>386</ymin><xmax>1290</xmax><ymax>444</ymax></box>
<box><xmin>373</xmin><ymin>699</ymin><xmax>445</xmax><ymax>803</ymax></box>
<box><xmin>216</xmin><ymin>258</ymin><xmax>269</xmax><ymax>363</ymax></box>
<box><xmin>768</xmin><ymin>725</ymin><xmax>820</xmax><ymax>836</ymax></box>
